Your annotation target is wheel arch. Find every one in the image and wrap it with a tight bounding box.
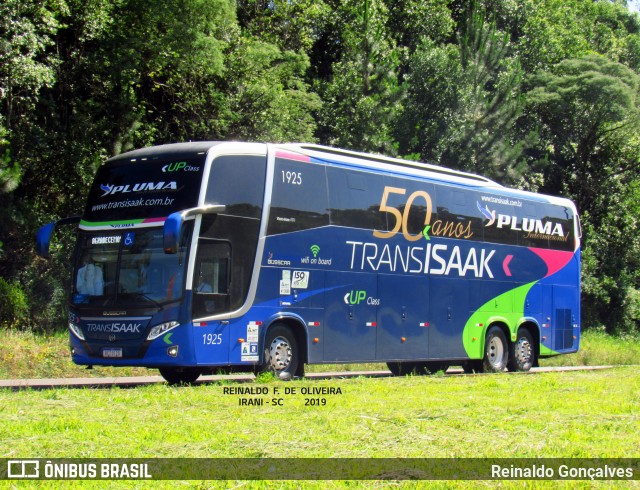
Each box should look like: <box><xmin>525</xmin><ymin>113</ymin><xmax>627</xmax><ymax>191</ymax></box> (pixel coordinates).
<box><xmin>485</xmin><ymin>319</ymin><xmax>511</xmax><ymax>343</ymax></box>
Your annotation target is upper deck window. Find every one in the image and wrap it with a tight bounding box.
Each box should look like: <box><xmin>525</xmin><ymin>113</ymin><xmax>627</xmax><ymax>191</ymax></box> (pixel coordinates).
<box><xmin>267</xmin><ymin>157</ymin><xmax>330</xmax><ymax>235</ymax></box>
<box><xmin>83</xmin><ymin>153</ymin><xmax>206</xmax><ymax>223</ymax></box>
<box><xmin>205</xmin><ymin>155</ymin><xmax>267</xmax><ymax>218</ymax></box>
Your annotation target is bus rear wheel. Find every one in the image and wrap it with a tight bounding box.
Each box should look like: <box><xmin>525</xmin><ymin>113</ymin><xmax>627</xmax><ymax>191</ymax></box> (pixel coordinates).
<box><xmin>483</xmin><ymin>326</ymin><xmax>508</xmax><ymax>372</ymax></box>
<box><xmin>159</xmin><ymin>367</ymin><xmax>201</xmax><ymax>385</ymax></box>
<box><xmin>261</xmin><ymin>324</ymin><xmax>299</xmax><ymax>378</ymax></box>
<box><xmin>507</xmin><ymin>328</ymin><xmax>535</xmax><ymax>372</ymax></box>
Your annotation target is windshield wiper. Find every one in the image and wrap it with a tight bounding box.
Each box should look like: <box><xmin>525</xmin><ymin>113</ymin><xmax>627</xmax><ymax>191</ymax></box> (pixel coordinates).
<box><xmin>137</xmin><ymin>292</ymin><xmax>163</xmax><ymax>309</ymax></box>
<box><xmin>117</xmin><ymin>292</ymin><xmax>164</xmax><ymax>309</ymax></box>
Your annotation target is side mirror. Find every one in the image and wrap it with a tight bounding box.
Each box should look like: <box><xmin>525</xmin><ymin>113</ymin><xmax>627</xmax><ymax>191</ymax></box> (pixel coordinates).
<box><xmin>163</xmin><ymin>205</ymin><xmax>226</xmax><ymax>254</ymax></box>
<box><xmin>36</xmin><ymin>217</ymin><xmax>81</xmax><ymax>258</ymax></box>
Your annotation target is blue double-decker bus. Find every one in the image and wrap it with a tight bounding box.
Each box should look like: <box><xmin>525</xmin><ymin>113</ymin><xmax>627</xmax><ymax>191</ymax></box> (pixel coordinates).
<box><xmin>37</xmin><ymin>142</ymin><xmax>580</xmax><ymax>383</ymax></box>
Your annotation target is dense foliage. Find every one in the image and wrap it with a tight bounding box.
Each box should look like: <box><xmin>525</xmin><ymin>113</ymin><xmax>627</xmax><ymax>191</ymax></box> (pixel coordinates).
<box><xmin>1</xmin><ymin>0</ymin><xmax>639</xmax><ymax>333</ymax></box>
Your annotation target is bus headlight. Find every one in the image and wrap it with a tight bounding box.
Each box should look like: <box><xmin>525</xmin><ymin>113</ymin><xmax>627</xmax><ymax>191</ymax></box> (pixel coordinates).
<box><xmin>69</xmin><ymin>321</ymin><xmax>85</xmax><ymax>341</ymax></box>
<box><xmin>147</xmin><ymin>321</ymin><xmax>180</xmax><ymax>341</ymax></box>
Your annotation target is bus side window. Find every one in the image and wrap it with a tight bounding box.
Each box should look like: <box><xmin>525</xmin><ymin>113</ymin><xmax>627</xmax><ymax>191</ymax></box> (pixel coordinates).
<box><xmin>193</xmin><ymin>240</ymin><xmax>231</xmax><ymax>316</ymax></box>
<box><xmin>268</xmin><ymin>158</ymin><xmax>329</xmax><ymax>235</ymax></box>
<box><xmin>327</xmin><ymin>167</ymin><xmax>386</xmax><ymax>231</ymax></box>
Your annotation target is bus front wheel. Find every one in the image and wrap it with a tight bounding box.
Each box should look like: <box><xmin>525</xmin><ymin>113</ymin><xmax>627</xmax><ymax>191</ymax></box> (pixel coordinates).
<box><xmin>159</xmin><ymin>367</ymin><xmax>201</xmax><ymax>385</ymax></box>
<box><xmin>262</xmin><ymin>324</ymin><xmax>299</xmax><ymax>378</ymax></box>
<box><xmin>483</xmin><ymin>326</ymin><xmax>508</xmax><ymax>372</ymax></box>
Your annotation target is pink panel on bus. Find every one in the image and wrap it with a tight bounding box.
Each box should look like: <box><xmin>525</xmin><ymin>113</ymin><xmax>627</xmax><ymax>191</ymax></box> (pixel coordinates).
<box><xmin>275</xmin><ymin>150</ymin><xmax>311</xmax><ymax>163</ymax></box>
<box><xmin>528</xmin><ymin>248</ymin><xmax>575</xmax><ymax>278</ymax></box>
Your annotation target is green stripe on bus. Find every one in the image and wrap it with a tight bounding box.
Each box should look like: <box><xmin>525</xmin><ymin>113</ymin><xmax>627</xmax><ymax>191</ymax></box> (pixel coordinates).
<box><xmin>463</xmin><ymin>282</ymin><xmax>558</xmax><ymax>358</ymax></box>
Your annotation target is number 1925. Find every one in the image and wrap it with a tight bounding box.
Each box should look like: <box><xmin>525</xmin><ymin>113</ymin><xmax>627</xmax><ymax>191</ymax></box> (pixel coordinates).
<box><xmin>282</xmin><ymin>171</ymin><xmax>302</xmax><ymax>185</ymax></box>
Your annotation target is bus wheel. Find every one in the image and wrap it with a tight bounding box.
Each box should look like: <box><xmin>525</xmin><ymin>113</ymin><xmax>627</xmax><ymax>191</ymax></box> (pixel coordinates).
<box><xmin>507</xmin><ymin>328</ymin><xmax>535</xmax><ymax>372</ymax></box>
<box><xmin>483</xmin><ymin>326</ymin><xmax>508</xmax><ymax>372</ymax></box>
<box><xmin>263</xmin><ymin>324</ymin><xmax>299</xmax><ymax>378</ymax></box>
<box><xmin>159</xmin><ymin>367</ymin><xmax>201</xmax><ymax>385</ymax></box>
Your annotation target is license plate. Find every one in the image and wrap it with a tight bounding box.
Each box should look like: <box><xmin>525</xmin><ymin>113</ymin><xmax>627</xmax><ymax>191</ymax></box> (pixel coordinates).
<box><xmin>103</xmin><ymin>347</ymin><xmax>123</xmax><ymax>358</ymax></box>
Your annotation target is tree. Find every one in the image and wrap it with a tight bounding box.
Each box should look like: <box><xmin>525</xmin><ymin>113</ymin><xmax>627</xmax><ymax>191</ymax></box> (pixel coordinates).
<box><xmin>316</xmin><ymin>0</ymin><xmax>404</xmax><ymax>154</ymax></box>
<box><xmin>0</xmin><ymin>0</ymin><xmax>63</xmax><ymax>194</ymax></box>
<box><xmin>0</xmin><ymin>129</ymin><xmax>20</xmax><ymax>195</ymax></box>
<box><xmin>0</xmin><ymin>0</ymin><xmax>68</xmax><ymax>327</ymax></box>
<box><xmin>77</xmin><ymin>0</ymin><xmax>237</xmax><ymax>151</ymax></box>
<box><xmin>0</xmin><ymin>0</ymin><xmax>60</xmax><ymax>134</ymax></box>
<box><xmin>526</xmin><ymin>54</ymin><xmax>640</xmax><ymax>332</ymax></box>
<box><xmin>237</xmin><ymin>0</ymin><xmax>331</xmax><ymax>53</ymax></box>
<box><xmin>1</xmin><ymin>0</ymin><xmax>321</xmax><ymax>330</ymax></box>
<box><xmin>581</xmin><ymin>178</ymin><xmax>640</xmax><ymax>333</ymax></box>
<box><xmin>0</xmin><ymin>0</ymin><xmax>62</xmax><ymax>266</ymax></box>
<box><xmin>514</xmin><ymin>0</ymin><xmax>640</xmax><ymax>73</ymax></box>
<box><xmin>1</xmin><ymin>0</ymin><xmax>640</xmax><ymax>333</ymax></box>
<box><xmin>384</xmin><ymin>0</ymin><xmax>454</xmax><ymax>51</ymax></box>
<box><xmin>526</xmin><ymin>55</ymin><xmax>640</xmax><ymax>213</ymax></box>
<box><xmin>220</xmin><ymin>38</ymin><xmax>321</xmax><ymax>142</ymax></box>
<box><xmin>397</xmin><ymin>40</ymin><xmax>462</xmax><ymax>161</ymax></box>
<box><xmin>400</xmin><ymin>3</ymin><xmax>526</xmax><ymax>182</ymax></box>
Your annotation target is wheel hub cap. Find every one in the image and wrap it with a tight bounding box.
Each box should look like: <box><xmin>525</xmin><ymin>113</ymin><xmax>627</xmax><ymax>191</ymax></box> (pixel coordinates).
<box><xmin>269</xmin><ymin>337</ymin><xmax>292</xmax><ymax>370</ymax></box>
<box><xmin>488</xmin><ymin>337</ymin><xmax>504</xmax><ymax>366</ymax></box>
<box><xmin>517</xmin><ymin>339</ymin><xmax>532</xmax><ymax>362</ymax></box>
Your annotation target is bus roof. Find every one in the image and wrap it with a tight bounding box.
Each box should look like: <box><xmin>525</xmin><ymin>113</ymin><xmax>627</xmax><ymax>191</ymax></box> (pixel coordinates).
<box><xmin>105</xmin><ymin>141</ymin><xmax>576</xmax><ymax>212</ymax></box>
<box><xmin>282</xmin><ymin>143</ymin><xmax>503</xmax><ymax>188</ymax></box>
<box><xmin>106</xmin><ymin>142</ymin><xmax>227</xmax><ymax>162</ymax></box>
<box><xmin>275</xmin><ymin>144</ymin><xmax>576</xmax><ymax>212</ymax></box>
<box><xmin>108</xmin><ymin>142</ymin><xmax>499</xmax><ymax>188</ymax></box>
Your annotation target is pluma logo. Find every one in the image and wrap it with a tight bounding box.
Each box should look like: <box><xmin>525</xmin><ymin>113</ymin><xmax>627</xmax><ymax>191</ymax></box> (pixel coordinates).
<box><xmin>100</xmin><ymin>181</ymin><xmax>177</xmax><ymax>197</ymax></box>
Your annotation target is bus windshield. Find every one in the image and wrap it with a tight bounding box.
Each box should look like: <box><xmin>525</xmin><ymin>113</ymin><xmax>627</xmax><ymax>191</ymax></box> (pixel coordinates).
<box><xmin>72</xmin><ymin>227</ymin><xmax>190</xmax><ymax>307</ymax></box>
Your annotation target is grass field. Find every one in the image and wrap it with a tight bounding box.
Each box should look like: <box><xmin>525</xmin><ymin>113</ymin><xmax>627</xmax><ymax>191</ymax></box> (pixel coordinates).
<box><xmin>1</xmin><ymin>366</ymin><xmax>639</xmax><ymax>488</ymax></box>
<box><xmin>0</xmin><ymin>328</ymin><xmax>638</xmax><ymax>488</ymax></box>
<box><xmin>3</xmin><ymin>367</ymin><xmax>639</xmax><ymax>458</ymax></box>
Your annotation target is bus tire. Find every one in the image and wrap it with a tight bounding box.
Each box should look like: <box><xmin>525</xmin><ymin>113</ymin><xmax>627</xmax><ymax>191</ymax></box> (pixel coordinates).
<box><xmin>483</xmin><ymin>326</ymin><xmax>508</xmax><ymax>372</ymax></box>
<box><xmin>262</xmin><ymin>324</ymin><xmax>299</xmax><ymax>377</ymax></box>
<box><xmin>159</xmin><ymin>367</ymin><xmax>201</xmax><ymax>385</ymax></box>
<box><xmin>507</xmin><ymin>328</ymin><xmax>535</xmax><ymax>372</ymax></box>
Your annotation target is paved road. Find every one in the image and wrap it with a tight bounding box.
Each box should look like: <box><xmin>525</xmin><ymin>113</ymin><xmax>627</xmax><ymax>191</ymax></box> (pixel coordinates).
<box><xmin>0</xmin><ymin>365</ymin><xmax>616</xmax><ymax>390</ymax></box>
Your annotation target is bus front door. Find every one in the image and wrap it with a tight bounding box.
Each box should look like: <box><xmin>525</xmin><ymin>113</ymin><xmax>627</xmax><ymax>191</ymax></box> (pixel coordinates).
<box><xmin>193</xmin><ymin>240</ymin><xmax>231</xmax><ymax>366</ymax></box>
